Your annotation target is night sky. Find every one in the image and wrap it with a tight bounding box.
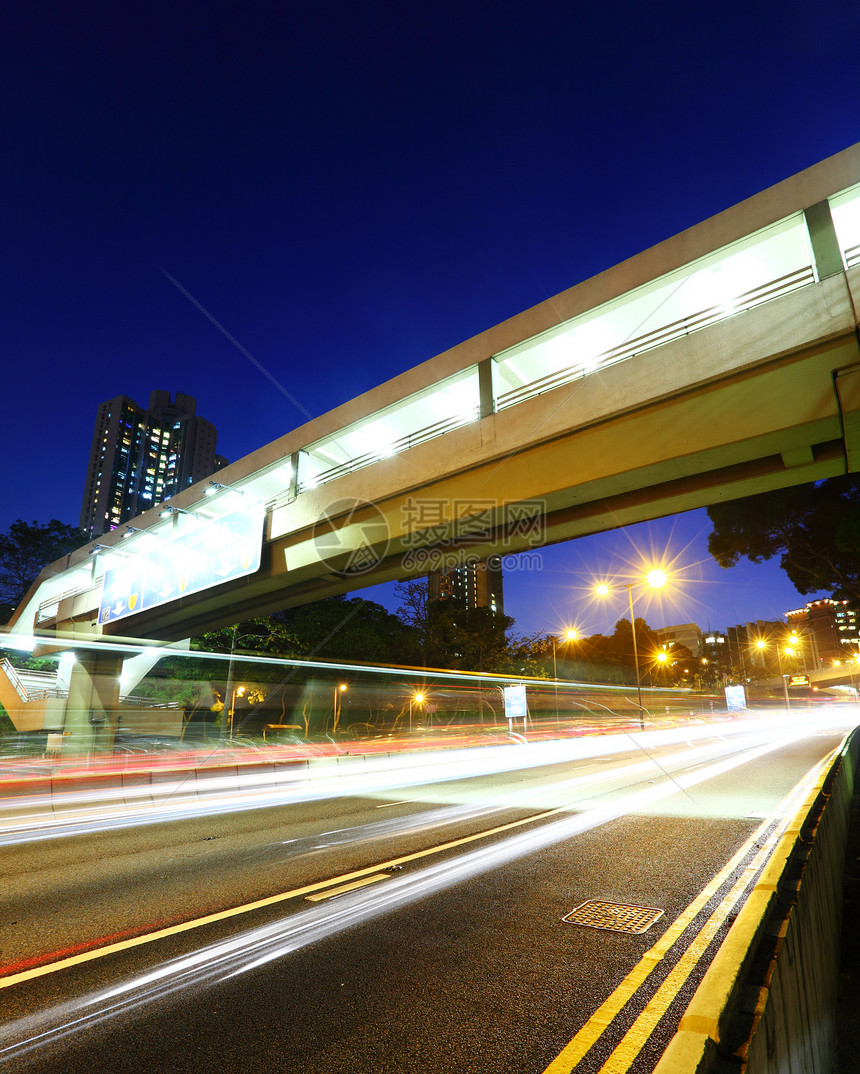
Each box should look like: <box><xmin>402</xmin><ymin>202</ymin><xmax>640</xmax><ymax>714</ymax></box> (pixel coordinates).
<box><xmin>3</xmin><ymin>2</ymin><xmax>859</xmax><ymax>638</ymax></box>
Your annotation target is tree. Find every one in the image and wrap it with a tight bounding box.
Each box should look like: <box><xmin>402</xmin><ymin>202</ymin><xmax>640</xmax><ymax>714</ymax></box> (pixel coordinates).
<box><xmin>395</xmin><ymin>578</ymin><xmax>438</xmax><ymax>666</ymax></box>
<box><xmin>395</xmin><ymin>580</ymin><xmax>516</xmax><ymax>672</ymax></box>
<box><xmin>0</xmin><ymin>519</ymin><xmax>86</xmax><ymax>618</ymax></box>
<box><xmin>651</xmin><ymin>641</ymin><xmax>694</xmax><ymax>687</ymax></box>
<box><xmin>706</xmin><ymin>475</ymin><xmax>860</xmax><ymax>602</ymax></box>
<box><xmin>191</xmin><ymin>617</ymin><xmax>299</xmax><ymax>658</ymax></box>
<box><xmin>278</xmin><ymin>596</ymin><xmax>419</xmax><ymax>664</ymax></box>
<box><xmin>499</xmin><ymin>633</ymin><xmax>552</xmax><ymax>678</ymax></box>
<box><xmin>552</xmin><ymin>617</ymin><xmax>661</xmax><ymax>686</ymax></box>
<box><xmin>191</xmin><ymin>599</ymin><xmax>419</xmax><ymax>666</ymax></box>
<box><xmin>423</xmin><ymin>600</ymin><xmax>515</xmax><ymax>672</ymax></box>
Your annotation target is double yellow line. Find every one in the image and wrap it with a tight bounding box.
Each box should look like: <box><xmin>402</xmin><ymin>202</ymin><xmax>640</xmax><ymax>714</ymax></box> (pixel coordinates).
<box><xmin>0</xmin><ymin>800</ymin><xmax>572</xmax><ymax>991</ymax></box>
<box><xmin>541</xmin><ymin>752</ymin><xmax>835</xmax><ymax>1073</ymax></box>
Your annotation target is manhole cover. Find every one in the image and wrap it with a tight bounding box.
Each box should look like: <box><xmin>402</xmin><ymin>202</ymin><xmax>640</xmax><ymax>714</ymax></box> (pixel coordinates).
<box><xmin>562</xmin><ymin>899</ymin><xmax>664</xmax><ymax>934</ymax></box>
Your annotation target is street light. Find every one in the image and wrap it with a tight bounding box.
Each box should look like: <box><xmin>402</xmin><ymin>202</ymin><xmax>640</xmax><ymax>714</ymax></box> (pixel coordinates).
<box><xmin>229</xmin><ymin>684</ymin><xmax>246</xmax><ymax>738</ymax></box>
<box><xmin>551</xmin><ymin>629</ymin><xmax>579</xmax><ymax>721</ymax></box>
<box><xmin>768</xmin><ymin>643</ymin><xmax>799</xmax><ymax>711</ymax></box>
<box><xmin>595</xmin><ymin>570</ymin><xmax>667</xmax><ymax>728</ymax></box>
<box><xmin>551</xmin><ymin>629</ymin><xmax>579</xmax><ymax>679</ymax></box>
<box><xmin>333</xmin><ymin>683</ymin><xmax>348</xmax><ymax>733</ymax></box>
<box><xmin>409</xmin><ymin>691</ymin><xmax>425</xmax><ymax>731</ymax></box>
<box><xmin>220</xmin><ymin>624</ymin><xmax>281</xmax><ymax>741</ymax></box>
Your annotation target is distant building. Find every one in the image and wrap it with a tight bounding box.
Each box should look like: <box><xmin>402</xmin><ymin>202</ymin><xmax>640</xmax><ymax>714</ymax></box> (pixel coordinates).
<box><xmin>835</xmin><ymin>601</ymin><xmax>860</xmax><ymax>650</ymax></box>
<box><xmin>80</xmin><ymin>391</ymin><xmax>225</xmax><ymax>538</ymax></box>
<box><xmin>655</xmin><ymin>623</ymin><xmax>702</xmax><ymax>657</ymax></box>
<box><xmin>701</xmin><ymin>630</ymin><xmax>731</xmax><ymax>676</ymax></box>
<box><xmin>727</xmin><ymin>620</ymin><xmax>784</xmax><ymax>673</ymax></box>
<box><xmin>785</xmin><ymin>598</ymin><xmax>860</xmax><ymax>668</ymax></box>
<box><xmin>428</xmin><ymin>557</ymin><xmax>504</xmax><ymax>615</ymax></box>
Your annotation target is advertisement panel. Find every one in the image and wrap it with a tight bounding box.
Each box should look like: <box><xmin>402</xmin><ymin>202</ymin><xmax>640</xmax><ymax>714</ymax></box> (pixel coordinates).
<box><xmin>98</xmin><ymin>501</ymin><xmax>264</xmax><ymax>625</ymax></box>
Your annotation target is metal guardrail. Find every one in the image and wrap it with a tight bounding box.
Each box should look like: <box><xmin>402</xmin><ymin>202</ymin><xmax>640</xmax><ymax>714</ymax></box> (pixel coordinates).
<box><xmin>298</xmin><ymin>407</ymin><xmax>481</xmax><ymax>492</ymax></box>
<box><xmin>0</xmin><ymin>658</ymin><xmax>29</xmax><ymax>701</ymax></box>
<box><xmin>495</xmin><ymin>265</ymin><xmax>816</xmax><ymax>411</ymax></box>
<box><xmin>122</xmin><ymin>695</ymin><xmax>181</xmax><ymax>709</ymax></box>
<box><xmin>6</xmin><ymin>665</ymin><xmax>68</xmax><ymax>701</ymax></box>
<box><xmin>35</xmin><ymin>583</ymin><xmax>102</xmax><ymax>624</ymax></box>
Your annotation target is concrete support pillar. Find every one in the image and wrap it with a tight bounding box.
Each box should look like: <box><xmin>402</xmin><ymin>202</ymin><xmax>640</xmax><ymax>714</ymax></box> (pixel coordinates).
<box><xmin>804</xmin><ymin>200</ymin><xmax>844</xmax><ymax>281</ymax></box>
<box><xmin>478</xmin><ymin>358</ymin><xmax>496</xmax><ymax>418</ymax></box>
<box><xmin>834</xmin><ymin>364</ymin><xmax>860</xmax><ymax>473</ymax></box>
<box><xmin>287</xmin><ymin>451</ymin><xmax>299</xmax><ymax>501</ymax></box>
<box><xmin>63</xmin><ymin>651</ymin><xmax>124</xmax><ymax>753</ymax></box>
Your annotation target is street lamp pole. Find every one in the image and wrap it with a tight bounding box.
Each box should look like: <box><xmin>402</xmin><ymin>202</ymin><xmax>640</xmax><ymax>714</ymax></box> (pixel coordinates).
<box><xmin>596</xmin><ymin>571</ymin><xmax>666</xmax><ymax>731</ymax></box>
<box><xmin>550</xmin><ymin>630</ymin><xmax>577</xmax><ymax>722</ymax></box>
<box><xmin>333</xmin><ymin>683</ymin><xmax>347</xmax><ymax>733</ymax></box>
<box><xmin>409</xmin><ymin>692</ymin><xmax>424</xmax><ymax>731</ymax></box>
<box><xmin>221</xmin><ymin>625</ymin><xmax>239</xmax><ymax>741</ymax></box>
<box><xmin>229</xmin><ymin>685</ymin><xmax>246</xmax><ymax>738</ymax></box>
<box><xmin>626</xmin><ymin>584</ymin><xmax>644</xmax><ymax>726</ymax></box>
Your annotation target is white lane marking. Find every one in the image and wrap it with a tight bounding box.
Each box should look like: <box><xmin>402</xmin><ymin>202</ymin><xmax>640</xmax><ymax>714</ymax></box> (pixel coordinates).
<box><xmin>376</xmin><ymin>796</ymin><xmax>438</xmax><ymax>808</ymax></box>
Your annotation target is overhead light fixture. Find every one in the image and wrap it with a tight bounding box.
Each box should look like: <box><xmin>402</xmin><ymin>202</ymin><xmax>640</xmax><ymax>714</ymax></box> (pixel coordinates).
<box><xmin>121</xmin><ymin>526</ymin><xmax>140</xmax><ymax>539</ymax></box>
<box><xmin>204</xmin><ymin>480</ymin><xmax>244</xmax><ymax>496</ymax></box>
<box><xmin>89</xmin><ymin>543</ymin><xmax>107</xmax><ymax>555</ymax></box>
<box><xmin>159</xmin><ymin>504</ymin><xmax>197</xmax><ymax>519</ymax></box>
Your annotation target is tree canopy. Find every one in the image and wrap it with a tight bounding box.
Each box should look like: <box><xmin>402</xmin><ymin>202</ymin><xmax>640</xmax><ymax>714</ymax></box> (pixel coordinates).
<box><xmin>279</xmin><ymin>596</ymin><xmax>418</xmax><ymax>664</ymax></box>
<box><xmin>0</xmin><ymin>519</ymin><xmax>86</xmax><ymax>619</ymax></box>
<box><xmin>192</xmin><ymin>597</ymin><xmax>419</xmax><ymax>666</ymax></box>
<box><xmin>396</xmin><ymin>579</ymin><xmax>515</xmax><ymax>671</ymax></box>
<box><xmin>706</xmin><ymin>475</ymin><xmax>860</xmax><ymax>602</ymax></box>
<box><xmin>552</xmin><ymin>617</ymin><xmax>666</xmax><ymax>685</ymax></box>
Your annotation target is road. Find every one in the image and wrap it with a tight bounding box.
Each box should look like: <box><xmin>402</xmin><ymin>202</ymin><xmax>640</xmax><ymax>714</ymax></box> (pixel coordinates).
<box><xmin>0</xmin><ymin>711</ymin><xmax>855</xmax><ymax>1073</ymax></box>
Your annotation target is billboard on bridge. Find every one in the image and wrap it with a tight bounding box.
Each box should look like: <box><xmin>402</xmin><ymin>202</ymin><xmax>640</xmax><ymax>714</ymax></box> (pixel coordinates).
<box><xmin>98</xmin><ymin>501</ymin><xmax>265</xmax><ymax>626</ymax></box>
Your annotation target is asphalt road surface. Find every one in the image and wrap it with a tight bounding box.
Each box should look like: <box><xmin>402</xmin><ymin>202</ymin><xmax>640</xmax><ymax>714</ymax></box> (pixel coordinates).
<box><xmin>0</xmin><ymin>711</ymin><xmax>855</xmax><ymax>1073</ymax></box>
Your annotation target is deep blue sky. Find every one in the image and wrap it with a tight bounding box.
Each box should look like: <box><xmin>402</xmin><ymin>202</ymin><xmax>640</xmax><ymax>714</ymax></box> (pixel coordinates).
<box><xmin>3</xmin><ymin>2</ymin><xmax>859</xmax><ymax>637</ymax></box>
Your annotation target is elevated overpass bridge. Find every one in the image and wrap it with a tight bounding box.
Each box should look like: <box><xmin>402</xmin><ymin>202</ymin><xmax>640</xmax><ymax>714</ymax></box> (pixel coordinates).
<box><xmin>5</xmin><ymin>143</ymin><xmax>860</xmax><ymax>704</ymax></box>
<box><xmin>3</xmin><ymin>142</ymin><xmax>860</xmax><ymax>1074</ymax></box>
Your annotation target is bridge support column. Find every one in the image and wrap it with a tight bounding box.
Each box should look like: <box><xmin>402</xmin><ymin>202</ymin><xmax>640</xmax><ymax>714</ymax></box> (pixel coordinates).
<box><xmin>62</xmin><ymin>651</ymin><xmax>123</xmax><ymax>754</ymax></box>
<box><xmin>835</xmin><ymin>364</ymin><xmax>860</xmax><ymax>472</ymax></box>
<box><xmin>478</xmin><ymin>358</ymin><xmax>496</xmax><ymax>418</ymax></box>
<box><xmin>804</xmin><ymin>200</ymin><xmax>844</xmax><ymax>280</ymax></box>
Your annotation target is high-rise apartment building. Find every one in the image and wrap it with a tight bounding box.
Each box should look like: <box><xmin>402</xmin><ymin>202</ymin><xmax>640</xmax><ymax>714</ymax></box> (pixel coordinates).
<box><xmin>80</xmin><ymin>391</ymin><xmax>225</xmax><ymax>538</ymax></box>
<box><xmin>785</xmin><ymin>598</ymin><xmax>860</xmax><ymax>667</ymax></box>
<box><xmin>428</xmin><ymin>557</ymin><xmax>505</xmax><ymax>615</ymax></box>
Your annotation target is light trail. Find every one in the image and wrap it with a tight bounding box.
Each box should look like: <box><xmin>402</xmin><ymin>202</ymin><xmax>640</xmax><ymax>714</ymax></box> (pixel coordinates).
<box><xmin>0</xmin><ymin>714</ymin><xmax>846</xmax><ymax>847</ymax></box>
<box><xmin>0</xmin><ymin>723</ymin><xmax>829</xmax><ymax>1066</ymax></box>
<box><xmin>0</xmin><ymin>713</ymin><xmax>798</xmax><ymax>846</ymax></box>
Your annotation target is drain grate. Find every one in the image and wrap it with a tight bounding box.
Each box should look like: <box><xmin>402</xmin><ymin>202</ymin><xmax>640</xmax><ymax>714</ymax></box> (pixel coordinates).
<box><xmin>562</xmin><ymin>899</ymin><xmax>664</xmax><ymax>934</ymax></box>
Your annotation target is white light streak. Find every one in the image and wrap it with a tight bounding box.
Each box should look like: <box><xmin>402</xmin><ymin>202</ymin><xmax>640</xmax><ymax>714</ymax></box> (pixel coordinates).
<box><xmin>0</xmin><ymin>722</ymin><xmax>835</xmax><ymax>1065</ymax></box>
<box><xmin>0</xmin><ymin>715</ymin><xmax>853</xmax><ymax>847</ymax></box>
